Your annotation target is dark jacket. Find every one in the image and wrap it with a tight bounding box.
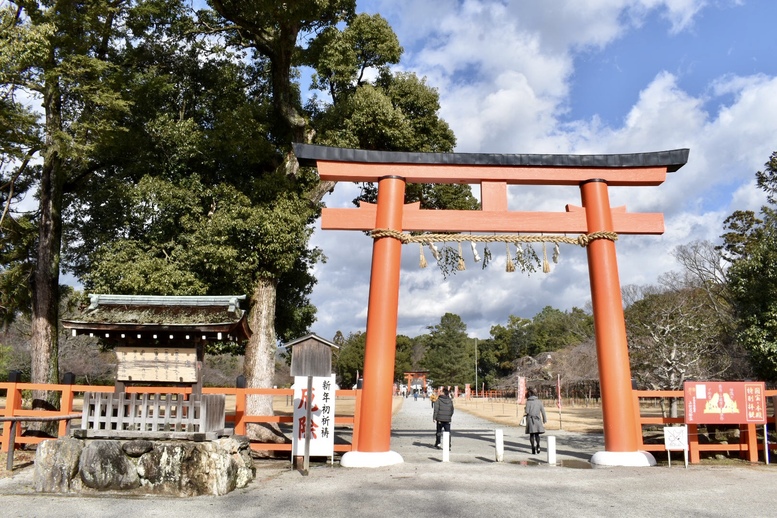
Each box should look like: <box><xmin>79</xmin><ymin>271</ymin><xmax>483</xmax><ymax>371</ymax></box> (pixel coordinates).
<box><xmin>433</xmin><ymin>394</ymin><xmax>454</xmax><ymax>422</ymax></box>
<box><xmin>524</xmin><ymin>395</ymin><xmax>547</xmax><ymax>434</ymax></box>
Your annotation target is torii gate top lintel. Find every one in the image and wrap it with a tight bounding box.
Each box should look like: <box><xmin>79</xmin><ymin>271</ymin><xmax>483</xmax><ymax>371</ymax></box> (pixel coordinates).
<box><xmin>293</xmin><ymin>143</ymin><xmax>689</xmax><ymax>235</ymax></box>
<box><xmin>293</xmin><ymin>143</ymin><xmax>689</xmax><ymax>186</ymax></box>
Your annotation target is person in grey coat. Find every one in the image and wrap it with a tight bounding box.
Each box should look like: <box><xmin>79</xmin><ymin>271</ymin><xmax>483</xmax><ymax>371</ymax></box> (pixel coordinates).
<box><xmin>524</xmin><ymin>388</ymin><xmax>547</xmax><ymax>454</ymax></box>
<box><xmin>433</xmin><ymin>387</ymin><xmax>454</xmax><ymax>449</ymax></box>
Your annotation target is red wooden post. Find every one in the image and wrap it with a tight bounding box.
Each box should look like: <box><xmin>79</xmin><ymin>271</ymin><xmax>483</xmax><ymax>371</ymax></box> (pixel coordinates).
<box><xmin>59</xmin><ymin>383</ymin><xmax>75</xmax><ymax>438</ymax></box>
<box><xmin>234</xmin><ymin>387</ymin><xmax>247</xmax><ymax>436</ymax></box>
<box><xmin>581</xmin><ymin>179</ymin><xmax>640</xmax><ymax>454</ymax></box>
<box><xmin>744</xmin><ymin>423</ymin><xmax>758</xmax><ymax>462</ymax></box>
<box><xmin>352</xmin><ymin>388</ymin><xmax>363</xmax><ymax>451</ymax></box>
<box><xmin>1</xmin><ymin>380</ymin><xmax>22</xmax><ymax>453</ymax></box>
<box><xmin>353</xmin><ymin>176</ymin><xmax>406</xmax><ymax>455</ymax></box>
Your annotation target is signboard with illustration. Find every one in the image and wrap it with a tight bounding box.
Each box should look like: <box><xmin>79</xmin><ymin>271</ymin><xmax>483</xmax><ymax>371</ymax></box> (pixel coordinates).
<box><xmin>684</xmin><ymin>381</ymin><xmax>766</xmax><ymax>425</ymax></box>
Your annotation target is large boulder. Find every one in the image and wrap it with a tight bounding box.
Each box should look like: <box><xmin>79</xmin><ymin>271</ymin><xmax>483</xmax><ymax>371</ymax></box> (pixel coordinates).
<box><xmin>34</xmin><ymin>437</ymin><xmax>84</xmax><ymax>492</ymax></box>
<box><xmin>33</xmin><ymin>435</ymin><xmax>255</xmax><ymax>496</ymax></box>
<box><xmin>122</xmin><ymin>439</ymin><xmax>154</xmax><ymax>457</ymax></box>
<box><xmin>218</xmin><ymin>435</ymin><xmax>255</xmax><ymax>489</ymax></box>
<box><xmin>80</xmin><ymin>440</ymin><xmax>140</xmax><ymax>491</ymax></box>
<box><xmin>136</xmin><ymin>436</ymin><xmax>255</xmax><ymax>496</ymax></box>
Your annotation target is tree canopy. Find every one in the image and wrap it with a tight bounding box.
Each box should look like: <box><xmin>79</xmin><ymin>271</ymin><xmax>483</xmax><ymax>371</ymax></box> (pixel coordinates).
<box><xmin>722</xmin><ymin>152</ymin><xmax>777</xmax><ymax>380</ymax></box>
<box><xmin>625</xmin><ymin>278</ymin><xmax>731</xmax><ymax>391</ymax></box>
<box><xmin>0</xmin><ymin>1</ymin><xmax>472</xmax><ymax>438</ymax></box>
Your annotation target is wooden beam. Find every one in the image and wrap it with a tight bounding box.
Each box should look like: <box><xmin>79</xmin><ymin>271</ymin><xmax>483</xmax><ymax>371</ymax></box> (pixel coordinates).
<box><xmin>322</xmin><ymin>204</ymin><xmax>664</xmax><ymax>234</ymax></box>
<box><xmin>481</xmin><ymin>181</ymin><xmax>508</xmax><ymax>211</ymax></box>
<box><xmin>315</xmin><ymin>161</ymin><xmax>668</xmax><ymax>186</ymax></box>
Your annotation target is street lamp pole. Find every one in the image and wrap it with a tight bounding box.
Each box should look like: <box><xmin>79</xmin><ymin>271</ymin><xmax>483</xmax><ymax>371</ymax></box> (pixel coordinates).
<box><xmin>474</xmin><ymin>338</ymin><xmax>478</xmax><ymax>398</ymax></box>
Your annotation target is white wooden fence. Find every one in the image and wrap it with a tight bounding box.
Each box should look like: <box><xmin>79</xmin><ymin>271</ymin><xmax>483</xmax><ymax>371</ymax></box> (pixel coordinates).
<box><xmin>80</xmin><ymin>392</ymin><xmax>225</xmax><ymax>440</ymax></box>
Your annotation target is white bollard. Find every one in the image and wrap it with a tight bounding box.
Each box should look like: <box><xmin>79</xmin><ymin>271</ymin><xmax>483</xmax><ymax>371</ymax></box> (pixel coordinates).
<box><xmin>547</xmin><ymin>435</ymin><xmax>557</xmax><ymax>465</ymax></box>
<box><xmin>442</xmin><ymin>431</ymin><xmax>450</xmax><ymax>462</ymax></box>
<box><xmin>495</xmin><ymin>429</ymin><xmax>504</xmax><ymax>462</ymax></box>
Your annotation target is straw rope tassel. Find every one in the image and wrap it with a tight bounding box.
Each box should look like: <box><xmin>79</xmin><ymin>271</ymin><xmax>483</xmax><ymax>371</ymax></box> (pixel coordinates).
<box><xmin>542</xmin><ymin>242</ymin><xmax>551</xmax><ymax>273</ymax></box>
<box><xmin>457</xmin><ymin>242</ymin><xmax>466</xmax><ymax>271</ymax></box>
<box><xmin>505</xmin><ymin>243</ymin><xmax>515</xmax><ymax>272</ymax></box>
<box><xmin>419</xmin><ymin>243</ymin><xmax>428</xmax><ymax>268</ymax></box>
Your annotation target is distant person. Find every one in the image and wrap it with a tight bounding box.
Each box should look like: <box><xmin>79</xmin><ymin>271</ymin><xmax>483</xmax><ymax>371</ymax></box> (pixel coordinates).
<box><xmin>429</xmin><ymin>390</ymin><xmax>439</xmax><ymax>408</ymax></box>
<box><xmin>433</xmin><ymin>387</ymin><xmax>454</xmax><ymax>449</ymax></box>
<box><xmin>524</xmin><ymin>388</ymin><xmax>547</xmax><ymax>454</ymax></box>
<box><xmin>413</xmin><ymin>389</ymin><xmax>418</xmax><ymax>401</ymax></box>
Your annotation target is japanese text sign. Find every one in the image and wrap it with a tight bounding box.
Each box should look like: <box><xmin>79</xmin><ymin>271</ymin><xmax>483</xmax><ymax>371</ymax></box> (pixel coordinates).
<box><xmin>684</xmin><ymin>381</ymin><xmax>766</xmax><ymax>425</ymax></box>
<box><xmin>292</xmin><ymin>375</ymin><xmax>336</xmax><ymax>456</ymax></box>
<box><xmin>116</xmin><ymin>346</ymin><xmax>196</xmax><ymax>383</ymax></box>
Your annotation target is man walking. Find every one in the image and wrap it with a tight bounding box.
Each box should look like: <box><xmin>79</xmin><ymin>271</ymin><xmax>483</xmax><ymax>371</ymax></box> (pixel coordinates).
<box><xmin>433</xmin><ymin>387</ymin><xmax>454</xmax><ymax>449</ymax></box>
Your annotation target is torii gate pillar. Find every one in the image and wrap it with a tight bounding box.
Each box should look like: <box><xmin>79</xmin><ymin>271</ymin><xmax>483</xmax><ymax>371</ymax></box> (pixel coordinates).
<box><xmin>582</xmin><ymin>179</ymin><xmax>653</xmax><ymax>466</ymax></box>
<box><xmin>341</xmin><ymin>176</ymin><xmax>406</xmax><ymax>467</ymax></box>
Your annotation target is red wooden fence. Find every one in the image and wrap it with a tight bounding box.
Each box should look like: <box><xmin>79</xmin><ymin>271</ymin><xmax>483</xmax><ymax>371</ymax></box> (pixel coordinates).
<box><xmin>1</xmin><ymin>382</ymin><xmax>361</xmax><ymax>455</ymax></box>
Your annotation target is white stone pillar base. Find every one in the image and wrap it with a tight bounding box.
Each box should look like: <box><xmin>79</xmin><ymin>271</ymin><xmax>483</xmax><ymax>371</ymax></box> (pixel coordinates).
<box><xmin>340</xmin><ymin>450</ymin><xmax>404</xmax><ymax>468</ymax></box>
<box><xmin>590</xmin><ymin>450</ymin><xmax>656</xmax><ymax>467</ymax></box>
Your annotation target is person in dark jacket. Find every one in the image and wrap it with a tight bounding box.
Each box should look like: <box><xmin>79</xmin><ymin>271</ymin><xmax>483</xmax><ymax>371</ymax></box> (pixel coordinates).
<box><xmin>433</xmin><ymin>387</ymin><xmax>454</xmax><ymax>449</ymax></box>
<box><xmin>524</xmin><ymin>388</ymin><xmax>547</xmax><ymax>454</ymax></box>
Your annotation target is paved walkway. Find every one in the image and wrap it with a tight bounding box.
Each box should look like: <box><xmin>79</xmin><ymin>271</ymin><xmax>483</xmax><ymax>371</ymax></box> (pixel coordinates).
<box><xmin>2</xmin><ymin>396</ymin><xmax>777</xmax><ymax>517</ymax></box>
<box><xmin>390</xmin><ymin>395</ymin><xmax>602</xmax><ymax>465</ymax></box>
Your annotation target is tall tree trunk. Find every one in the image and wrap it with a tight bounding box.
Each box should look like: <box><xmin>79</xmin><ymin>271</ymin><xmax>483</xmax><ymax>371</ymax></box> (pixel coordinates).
<box><xmin>271</xmin><ymin>22</ymin><xmax>306</xmax><ymax>144</ymax></box>
<box><xmin>243</xmin><ymin>276</ymin><xmax>286</xmax><ymax>444</ymax></box>
<box><xmin>29</xmin><ymin>71</ymin><xmax>64</xmax><ymax>423</ymax></box>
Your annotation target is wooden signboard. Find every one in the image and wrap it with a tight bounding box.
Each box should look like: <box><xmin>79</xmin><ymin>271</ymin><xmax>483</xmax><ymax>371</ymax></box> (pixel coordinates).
<box><xmin>116</xmin><ymin>347</ymin><xmax>197</xmax><ymax>383</ymax></box>
<box><xmin>684</xmin><ymin>381</ymin><xmax>767</xmax><ymax>425</ymax></box>
<box><xmin>292</xmin><ymin>375</ymin><xmax>336</xmax><ymax>457</ymax></box>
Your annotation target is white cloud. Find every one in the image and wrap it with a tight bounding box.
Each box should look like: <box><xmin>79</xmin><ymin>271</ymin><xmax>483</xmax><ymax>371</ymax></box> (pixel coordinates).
<box><xmin>633</xmin><ymin>0</ymin><xmax>708</xmax><ymax>34</ymax></box>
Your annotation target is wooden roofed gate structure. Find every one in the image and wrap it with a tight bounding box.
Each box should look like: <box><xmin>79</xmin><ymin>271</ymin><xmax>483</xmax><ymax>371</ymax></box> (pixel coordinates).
<box><xmin>294</xmin><ymin>142</ymin><xmax>689</xmax><ymax>468</ymax></box>
<box><xmin>61</xmin><ymin>294</ymin><xmax>251</xmax><ymax>439</ymax></box>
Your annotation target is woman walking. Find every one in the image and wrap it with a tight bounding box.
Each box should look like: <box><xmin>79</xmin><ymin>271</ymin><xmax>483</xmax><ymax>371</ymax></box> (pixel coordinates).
<box><xmin>524</xmin><ymin>388</ymin><xmax>547</xmax><ymax>454</ymax></box>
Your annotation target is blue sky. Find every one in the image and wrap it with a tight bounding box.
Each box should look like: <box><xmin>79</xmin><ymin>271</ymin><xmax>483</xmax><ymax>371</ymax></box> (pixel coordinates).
<box><xmin>567</xmin><ymin>2</ymin><xmax>776</xmax><ymax>125</ymax></box>
<box><xmin>306</xmin><ymin>0</ymin><xmax>777</xmax><ymax>342</ymax></box>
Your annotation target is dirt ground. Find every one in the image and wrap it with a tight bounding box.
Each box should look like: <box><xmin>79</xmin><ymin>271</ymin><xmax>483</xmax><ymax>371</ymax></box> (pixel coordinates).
<box><xmin>454</xmin><ymin>397</ymin><xmax>604</xmax><ymax>433</ymax></box>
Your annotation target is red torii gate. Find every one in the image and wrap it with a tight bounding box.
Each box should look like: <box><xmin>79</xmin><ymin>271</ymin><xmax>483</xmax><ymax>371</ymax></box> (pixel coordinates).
<box><xmin>403</xmin><ymin>371</ymin><xmax>429</xmax><ymax>393</ymax></box>
<box><xmin>295</xmin><ymin>143</ymin><xmax>689</xmax><ymax>468</ymax></box>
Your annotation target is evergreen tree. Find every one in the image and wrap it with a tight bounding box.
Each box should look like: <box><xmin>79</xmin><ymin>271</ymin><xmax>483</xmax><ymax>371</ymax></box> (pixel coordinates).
<box><xmin>421</xmin><ymin>313</ymin><xmax>473</xmax><ymax>388</ymax></box>
<box><xmin>0</xmin><ymin>1</ymin><xmax>154</xmax><ymax>409</ymax></box>
<box><xmin>722</xmin><ymin>152</ymin><xmax>777</xmax><ymax>380</ymax></box>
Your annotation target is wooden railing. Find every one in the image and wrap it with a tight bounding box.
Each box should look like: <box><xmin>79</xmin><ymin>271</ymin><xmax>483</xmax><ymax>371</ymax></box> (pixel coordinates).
<box><xmin>0</xmin><ymin>381</ymin><xmax>361</xmax><ymax>455</ymax></box>
<box><xmin>469</xmin><ymin>390</ymin><xmax>517</xmax><ymax>400</ymax></box>
<box><xmin>633</xmin><ymin>389</ymin><xmax>777</xmax><ymax>464</ymax></box>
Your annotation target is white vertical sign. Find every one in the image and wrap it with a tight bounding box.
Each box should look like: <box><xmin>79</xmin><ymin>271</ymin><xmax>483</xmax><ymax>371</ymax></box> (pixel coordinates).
<box><xmin>292</xmin><ymin>375</ymin><xmax>336</xmax><ymax>456</ymax></box>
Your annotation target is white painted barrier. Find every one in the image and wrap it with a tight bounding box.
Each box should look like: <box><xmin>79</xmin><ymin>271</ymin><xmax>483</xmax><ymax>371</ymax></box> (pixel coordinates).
<box><xmin>547</xmin><ymin>435</ymin><xmax>557</xmax><ymax>465</ymax></box>
<box><xmin>495</xmin><ymin>429</ymin><xmax>504</xmax><ymax>462</ymax></box>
